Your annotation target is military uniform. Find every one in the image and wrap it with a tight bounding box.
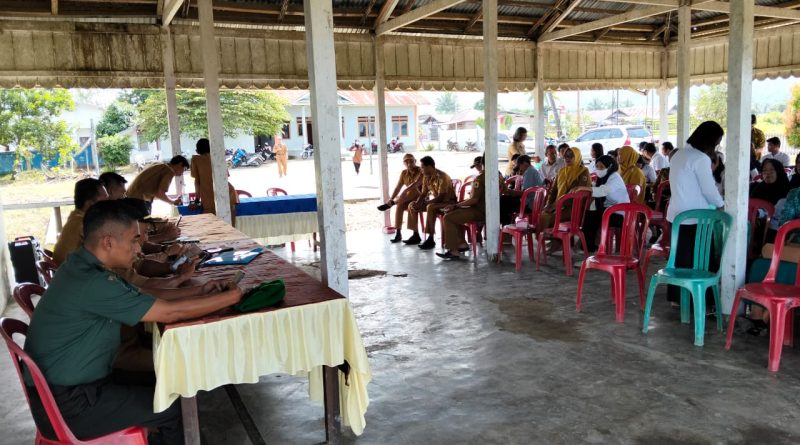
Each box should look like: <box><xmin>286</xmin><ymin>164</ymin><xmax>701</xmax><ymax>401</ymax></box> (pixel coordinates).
<box><xmin>408</xmin><ymin>168</ymin><xmax>457</xmax><ymax>235</ymax></box>
<box><xmin>442</xmin><ymin>171</ymin><xmax>486</xmax><ymax>251</ymax></box>
<box><xmin>274</xmin><ymin>142</ymin><xmax>288</xmax><ymax>177</ymax></box>
<box><xmin>24</xmin><ymin>247</ymin><xmax>182</xmax><ymax>442</ymax></box>
<box><xmin>392</xmin><ymin>166</ymin><xmax>423</xmax><ymax>229</ymax></box>
<box><xmin>52</xmin><ymin>209</ymin><xmax>84</xmax><ymax>265</ymax></box>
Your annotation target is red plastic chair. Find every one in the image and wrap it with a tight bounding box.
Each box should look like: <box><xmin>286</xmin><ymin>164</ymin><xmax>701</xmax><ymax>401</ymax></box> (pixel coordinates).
<box><xmin>505</xmin><ymin>175</ymin><xmax>522</xmax><ymax>191</ymax></box>
<box><xmin>642</xmin><ymin>222</ymin><xmax>671</xmax><ymax>273</ymax></box>
<box><xmin>626</xmin><ymin>184</ymin><xmax>641</xmax><ymax>203</ymax></box>
<box><xmin>187</xmin><ymin>192</ymin><xmax>196</xmax><ymax>202</ymax></box>
<box><xmin>13</xmin><ymin>283</ymin><xmax>44</xmax><ymax>318</ymax></box>
<box><xmin>536</xmin><ymin>190</ymin><xmax>592</xmax><ymax>276</ymax></box>
<box><xmin>236</xmin><ymin>190</ymin><xmax>252</xmax><ymax>199</ymax></box>
<box><xmin>576</xmin><ymin>203</ymin><xmax>652</xmax><ymax>322</ymax></box>
<box><xmin>497</xmin><ymin>187</ymin><xmax>548</xmax><ymax>271</ymax></box>
<box><xmin>590</xmin><ymin>173</ymin><xmax>598</xmax><ymax>183</ymax></box>
<box><xmin>751</xmin><ymin>174</ymin><xmax>763</xmax><ymax>183</ymax></box>
<box><xmin>451</xmin><ymin>179</ymin><xmax>462</xmax><ymax>198</ymax></box>
<box><xmin>36</xmin><ymin>260</ymin><xmax>57</xmax><ymax>286</ymax></box>
<box><xmin>437</xmin><ymin>178</ymin><xmax>474</xmax><ymax>245</ymax></box>
<box><xmin>0</xmin><ymin>318</ymin><xmax>148</xmax><ymax>444</ymax></box>
<box><xmin>747</xmin><ymin>198</ymin><xmax>776</xmax><ymax>259</ymax></box>
<box><xmin>725</xmin><ymin>219</ymin><xmax>800</xmax><ymax>372</ymax></box>
<box><xmin>648</xmin><ymin>180</ymin><xmax>670</xmax><ymax>242</ymax></box>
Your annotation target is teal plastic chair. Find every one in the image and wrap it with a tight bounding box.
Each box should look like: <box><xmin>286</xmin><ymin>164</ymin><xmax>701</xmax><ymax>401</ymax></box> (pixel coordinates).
<box><xmin>641</xmin><ymin>209</ymin><xmax>732</xmax><ymax>346</ymax></box>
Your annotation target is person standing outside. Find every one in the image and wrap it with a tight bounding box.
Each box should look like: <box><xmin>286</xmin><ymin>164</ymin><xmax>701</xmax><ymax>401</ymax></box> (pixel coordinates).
<box><xmin>190</xmin><ymin>138</ymin><xmax>238</xmax><ymax>225</ymax></box>
<box><xmin>352</xmin><ymin>144</ymin><xmax>364</xmax><ymax>175</ymax></box>
<box><xmin>125</xmin><ymin>155</ymin><xmax>189</xmax><ymax>214</ymax></box>
<box><xmin>377</xmin><ymin>154</ymin><xmax>424</xmax><ymax>243</ymax></box>
<box><xmin>505</xmin><ymin>127</ymin><xmax>527</xmax><ymax>176</ymax></box>
<box><xmin>274</xmin><ymin>135</ymin><xmax>288</xmax><ymax>178</ymax></box>
<box><xmin>751</xmin><ymin>114</ymin><xmax>766</xmax><ymax>160</ymax></box>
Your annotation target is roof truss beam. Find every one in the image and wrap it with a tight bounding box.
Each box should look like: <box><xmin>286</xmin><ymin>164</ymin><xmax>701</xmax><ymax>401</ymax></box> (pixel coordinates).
<box><xmin>376</xmin><ymin>0</ymin><xmax>467</xmax><ymax>35</ymax></box>
<box><xmin>539</xmin><ymin>4</ymin><xmax>675</xmax><ymax>42</ymax></box>
<box><xmin>162</xmin><ymin>0</ymin><xmax>183</xmax><ymax>27</ymax></box>
<box><xmin>542</xmin><ymin>0</ymin><xmax>583</xmax><ymax>35</ymax></box>
<box><xmin>51</xmin><ymin>0</ymin><xmax>58</xmax><ymax>15</ymax></box>
<box><xmin>375</xmin><ymin>0</ymin><xmax>401</xmax><ymax>26</ymax></box>
<box><xmin>694</xmin><ymin>1</ymin><xmax>800</xmax><ymax>21</ymax></box>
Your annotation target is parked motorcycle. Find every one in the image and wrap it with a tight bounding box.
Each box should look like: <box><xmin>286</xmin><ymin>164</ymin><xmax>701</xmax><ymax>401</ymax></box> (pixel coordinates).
<box><xmin>228</xmin><ymin>148</ymin><xmax>263</xmax><ymax>168</ymax></box>
<box><xmin>447</xmin><ymin>138</ymin><xmax>460</xmax><ymax>152</ymax></box>
<box><xmin>301</xmin><ymin>144</ymin><xmax>314</xmax><ymax>160</ymax></box>
<box><xmin>255</xmin><ymin>144</ymin><xmax>274</xmax><ymax>161</ymax></box>
<box><xmin>387</xmin><ymin>139</ymin><xmax>404</xmax><ymax>153</ymax></box>
<box><xmin>464</xmin><ymin>139</ymin><xmax>479</xmax><ymax>152</ymax></box>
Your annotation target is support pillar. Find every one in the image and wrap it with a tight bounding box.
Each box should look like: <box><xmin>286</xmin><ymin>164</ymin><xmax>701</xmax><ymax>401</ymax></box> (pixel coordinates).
<box><xmin>483</xmin><ymin>0</ymin><xmax>500</xmax><ymax>259</ymax></box>
<box><xmin>676</xmin><ymin>3</ymin><xmax>691</xmax><ymax>147</ymax></box>
<box><xmin>301</xmin><ymin>106</ymin><xmax>308</xmax><ymax>146</ymax></box>
<box><xmin>304</xmin><ymin>0</ymin><xmax>349</xmax><ymax>298</ymax></box>
<box><xmin>658</xmin><ymin>85</ymin><xmax>669</xmax><ymax>144</ymax></box>
<box><xmin>162</xmin><ymin>28</ymin><xmax>183</xmax><ymax>194</ymax></box>
<box><xmin>198</xmin><ymin>0</ymin><xmax>231</xmax><ymax>223</ymax></box>
<box><xmin>534</xmin><ymin>46</ymin><xmax>545</xmax><ymax>159</ymax></box>
<box><xmin>721</xmin><ymin>0</ymin><xmax>754</xmax><ymax>315</ymax></box>
<box><xmin>0</xmin><ymin>195</ymin><xmax>11</xmax><ymax>312</ymax></box>
<box><xmin>374</xmin><ymin>36</ymin><xmax>392</xmax><ymax>231</ymax></box>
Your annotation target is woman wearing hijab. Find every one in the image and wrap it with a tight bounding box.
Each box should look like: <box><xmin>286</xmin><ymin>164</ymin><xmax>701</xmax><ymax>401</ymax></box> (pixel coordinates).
<box><xmin>617</xmin><ymin>145</ymin><xmax>646</xmax><ymax>203</ymax></box>
<box><xmin>505</xmin><ymin>127</ymin><xmax>527</xmax><ymax>176</ymax></box>
<box><xmin>750</xmin><ymin>158</ymin><xmax>789</xmax><ymax>205</ymax></box>
<box><xmin>539</xmin><ymin>146</ymin><xmax>591</xmax><ymax>232</ymax></box>
<box><xmin>578</xmin><ymin>155</ymin><xmax>630</xmax><ymax>253</ymax></box>
<box><xmin>787</xmin><ymin>153</ymin><xmax>800</xmax><ymax>190</ymax></box>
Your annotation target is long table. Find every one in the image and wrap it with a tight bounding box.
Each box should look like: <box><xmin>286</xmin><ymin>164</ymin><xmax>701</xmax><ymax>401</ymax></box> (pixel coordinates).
<box><xmin>152</xmin><ymin>214</ymin><xmax>371</xmax><ymax>444</ymax></box>
<box><xmin>177</xmin><ymin>194</ymin><xmax>318</xmax><ymax>244</ymax></box>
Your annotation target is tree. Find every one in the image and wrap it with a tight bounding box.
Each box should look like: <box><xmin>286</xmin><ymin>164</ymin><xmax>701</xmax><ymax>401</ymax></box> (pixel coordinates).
<box><xmin>475</xmin><ymin>116</ymin><xmax>485</xmax><ymax>129</ymax></box>
<box><xmin>134</xmin><ymin>90</ymin><xmax>290</xmax><ymax>142</ymax></box>
<box><xmin>785</xmin><ymin>83</ymin><xmax>800</xmax><ymax>147</ymax></box>
<box><xmin>586</xmin><ymin>97</ymin><xmax>608</xmax><ymax>111</ymax></box>
<box><xmin>693</xmin><ymin>83</ymin><xmax>728</xmax><ymax>129</ymax></box>
<box><xmin>502</xmin><ymin>115</ymin><xmax>513</xmax><ymax>131</ymax></box>
<box><xmin>0</xmin><ymin>89</ymin><xmax>78</xmax><ymax>166</ymax></box>
<box><xmin>435</xmin><ymin>92</ymin><xmax>459</xmax><ymax>114</ymax></box>
<box><xmin>96</xmin><ymin>101</ymin><xmax>135</xmax><ymax>138</ymax></box>
<box><xmin>474</xmin><ymin>98</ymin><xmax>484</xmax><ymax>111</ymax></box>
<box><xmin>97</xmin><ymin>134</ymin><xmax>134</xmax><ymax>168</ymax></box>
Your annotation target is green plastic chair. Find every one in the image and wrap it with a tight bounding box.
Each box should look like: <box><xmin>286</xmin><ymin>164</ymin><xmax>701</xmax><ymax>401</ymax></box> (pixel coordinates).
<box><xmin>641</xmin><ymin>209</ymin><xmax>732</xmax><ymax>346</ymax></box>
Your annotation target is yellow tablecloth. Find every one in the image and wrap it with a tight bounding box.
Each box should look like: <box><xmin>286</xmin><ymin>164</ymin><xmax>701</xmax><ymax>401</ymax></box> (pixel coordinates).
<box><xmin>235</xmin><ymin>212</ymin><xmax>318</xmax><ymax>244</ymax></box>
<box><xmin>151</xmin><ymin>298</ymin><xmax>371</xmax><ymax>435</ymax></box>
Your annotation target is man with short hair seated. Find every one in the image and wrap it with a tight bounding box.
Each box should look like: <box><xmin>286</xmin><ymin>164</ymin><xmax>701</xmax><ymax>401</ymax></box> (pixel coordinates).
<box><xmin>24</xmin><ymin>200</ymin><xmax>242</xmax><ymax>443</ymax></box>
<box><xmin>406</xmin><ymin>156</ymin><xmax>457</xmax><ymax>250</ymax></box>
<box><xmin>377</xmin><ymin>153</ymin><xmax>423</xmax><ymax>243</ymax></box>
<box><xmin>436</xmin><ymin>156</ymin><xmax>487</xmax><ymax>260</ymax></box>
<box><xmin>99</xmin><ymin>171</ymin><xmax>128</xmax><ymax>200</ymax></box>
<box><xmin>52</xmin><ymin>178</ymin><xmax>109</xmax><ymax>265</ymax></box>
<box><xmin>761</xmin><ymin>136</ymin><xmax>791</xmax><ymax>167</ymax></box>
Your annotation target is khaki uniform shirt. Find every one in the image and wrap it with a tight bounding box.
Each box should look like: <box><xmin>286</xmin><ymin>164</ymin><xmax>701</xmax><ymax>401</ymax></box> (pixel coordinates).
<box><xmin>190</xmin><ymin>154</ymin><xmax>237</xmax><ymax>215</ymax></box>
<box><xmin>471</xmin><ymin>172</ymin><xmax>487</xmax><ymax>214</ymax></box>
<box><xmin>274</xmin><ymin>143</ymin><xmax>288</xmax><ymax>157</ymax></box>
<box><xmin>752</xmin><ymin>127</ymin><xmax>766</xmax><ymax>158</ymax></box>
<box><xmin>127</xmin><ymin>164</ymin><xmax>174</xmax><ymax>203</ymax></box>
<box><xmin>52</xmin><ymin>209</ymin><xmax>84</xmax><ymax>265</ymax></box>
<box><xmin>422</xmin><ymin>169</ymin><xmax>456</xmax><ymax>202</ymax></box>
<box><xmin>398</xmin><ymin>166</ymin><xmax>423</xmax><ymax>188</ymax></box>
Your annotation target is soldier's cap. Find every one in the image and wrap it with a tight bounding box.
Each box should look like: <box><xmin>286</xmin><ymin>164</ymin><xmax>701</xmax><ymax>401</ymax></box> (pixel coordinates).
<box><xmin>470</xmin><ymin>156</ymin><xmax>484</xmax><ymax>168</ymax></box>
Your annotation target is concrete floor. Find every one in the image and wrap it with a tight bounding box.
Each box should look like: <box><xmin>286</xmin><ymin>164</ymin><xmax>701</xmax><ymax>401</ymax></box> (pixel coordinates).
<box><xmin>2</xmin><ymin>230</ymin><xmax>800</xmax><ymax>444</ymax></box>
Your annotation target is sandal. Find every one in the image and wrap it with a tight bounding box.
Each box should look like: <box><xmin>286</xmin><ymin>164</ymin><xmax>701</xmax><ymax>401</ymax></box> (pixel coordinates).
<box><xmin>747</xmin><ymin>320</ymin><xmax>769</xmax><ymax>336</ymax></box>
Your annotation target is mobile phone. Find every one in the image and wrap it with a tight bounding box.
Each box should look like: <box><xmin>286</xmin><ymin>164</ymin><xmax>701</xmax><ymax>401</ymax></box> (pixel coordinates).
<box><xmin>196</xmin><ymin>251</ymin><xmax>211</xmax><ymax>268</ymax></box>
<box><xmin>176</xmin><ymin>216</ymin><xmax>183</xmax><ymax>228</ymax></box>
<box><xmin>205</xmin><ymin>247</ymin><xmax>234</xmax><ymax>255</ymax></box>
<box><xmin>227</xmin><ymin>270</ymin><xmax>245</xmax><ymax>290</ymax></box>
<box><xmin>170</xmin><ymin>255</ymin><xmax>188</xmax><ymax>272</ymax></box>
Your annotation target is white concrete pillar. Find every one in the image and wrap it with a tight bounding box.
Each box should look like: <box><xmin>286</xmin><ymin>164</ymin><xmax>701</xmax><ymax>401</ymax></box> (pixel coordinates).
<box><xmin>483</xmin><ymin>0</ymin><xmax>500</xmax><ymax>259</ymax></box>
<box><xmin>535</xmin><ymin>46</ymin><xmax>545</xmax><ymax>159</ymax></box>
<box><xmin>198</xmin><ymin>0</ymin><xmax>231</xmax><ymax>223</ymax></box>
<box><xmin>162</xmin><ymin>28</ymin><xmax>183</xmax><ymax>194</ymax></box>
<box><xmin>658</xmin><ymin>85</ymin><xmax>669</xmax><ymax>144</ymax></box>
<box><xmin>304</xmin><ymin>0</ymin><xmax>349</xmax><ymax>297</ymax></box>
<box><xmin>0</xmin><ymin>194</ymin><xmax>11</xmax><ymax>311</ymax></box>
<box><xmin>338</xmin><ymin>105</ymin><xmax>344</xmax><ymax>149</ymax></box>
<box><xmin>301</xmin><ymin>106</ymin><xmax>308</xmax><ymax>146</ymax></box>
<box><xmin>676</xmin><ymin>3</ymin><xmax>691</xmax><ymax>147</ymax></box>
<box><xmin>374</xmin><ymin>36</ymin><xmax>392</xmax><ymax>229</ymax></box>
<box><xmin>721</xmin><ymin>0</ymin><xmax>754</xmax><ymax>315</ymax></box>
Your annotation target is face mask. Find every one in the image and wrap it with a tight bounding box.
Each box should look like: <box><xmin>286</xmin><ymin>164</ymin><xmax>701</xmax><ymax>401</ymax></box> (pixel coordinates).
<box><xmin>596</xmin><ymin>169</ymin><xmax>608</xmax><ymax>178</ymax></box>
<box><xmin>533</xmin><ymin>161</ymin><xmax>542</xmax><ymax>170</ymax></box>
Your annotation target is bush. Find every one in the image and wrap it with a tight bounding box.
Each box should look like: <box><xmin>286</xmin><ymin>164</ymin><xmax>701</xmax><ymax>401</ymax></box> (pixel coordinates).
<box><xmin>97</xmin><ymin>134</ymin><xmax>134</xmax><ymax>169</ymax></box>
<box><xmin>424</xmin><ymin>143</ymin><xmax>435</xmax><ymax>152</ymax></box>
<box><xmin>785</xmin><ymin>84</ymin><xmax>800</xmax><ymax>147</ymax></box>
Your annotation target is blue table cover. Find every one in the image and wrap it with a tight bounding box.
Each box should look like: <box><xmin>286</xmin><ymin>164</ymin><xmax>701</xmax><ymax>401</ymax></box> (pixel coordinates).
<box><xmin>178</xmin><ymin>194</ymin><xmax>317</xmax><ymax>217</ymax></box>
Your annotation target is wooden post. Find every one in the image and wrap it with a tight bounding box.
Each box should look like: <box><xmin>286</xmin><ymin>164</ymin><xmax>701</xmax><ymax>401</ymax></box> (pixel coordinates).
<box><xmin>374</xmin><ymin>36</ymin><xmax>392</xmax><ymax>230</ymax></box>
<box><xmin>721</xmin><ymin>0</ymin><xmax>754</xmax><ymax>315</ymax></box>
<box><xmin>322</xmin><ymin>366</ymin><xmax>342</xmax><ymax>445</ymax></box>
<box><xmin>162</xmin><ymin>28</ymin><xmax>183</xmax><ymax>195</ymax></box>
<box><xmin>52</xmin><ymin>207</ymin><xmax>63</xmax><ymax>233</ymax></box>
<box><xmin>0</xmin><ymin>194</ymin><xmax>11</xmax><ymax>310</ymax></box>
<box><xmin>534</xmin><ymin>46</ymin><xmax>545</xmax><ymax>159</ymax></box>
<box><xmin>304</xmin><ymin>0</ymin><xmax>349</xmax><ymax>299</ymax></box>
<box><xmin>676</xmin><ymin>2</ymin><xmax>691</xmax><ymax>147</ymax></box>
<box><xmin>180</xmin><ymin>397</ymin><xmax>201</xmax><ymax>445</ymax></box>
<box><xmin>483</xmin><ymin>0</ymin><xmax>499</xmax><ymax>260</ymax></box>
<box><xmin>658</xmin><ymin>85</ymin><xmax>669</xmax><ymax>144</ymax></box>
<box><xmin>197</xmin><ymin>0</ymin><xmax>232</xmax><ymax>224</ymax></box>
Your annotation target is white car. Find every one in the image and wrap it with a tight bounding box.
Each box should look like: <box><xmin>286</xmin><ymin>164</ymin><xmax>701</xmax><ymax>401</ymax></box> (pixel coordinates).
<box><xmin>568</xmin><ymin>125</ymin><xmax>653</xmax><ymax>160</ymax></box>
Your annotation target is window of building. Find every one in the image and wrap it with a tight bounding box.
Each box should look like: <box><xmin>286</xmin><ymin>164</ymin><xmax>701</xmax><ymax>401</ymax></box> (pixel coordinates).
<box><xmin>296</xmin><ymin>117</ymin><xmax>304</xmax><ymax>137</ymax></box>
<box><xmin>357</xmin><ymin>116</ymin><xmax>376</xmax><ymax>138</ymax></box>
<box><xmin>281</xmin><ymin>122</ymin><xmax>291</xmax><ymax>139</ymax></box>
<box><xmin>392</xmin><ymin>116</ymin><xmax>409</xmax><ymax>137</ymax></box>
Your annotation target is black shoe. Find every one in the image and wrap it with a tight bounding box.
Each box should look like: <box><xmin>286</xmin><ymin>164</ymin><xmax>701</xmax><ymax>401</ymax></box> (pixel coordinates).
<box><xmin>377</xmin><ymin>203</ymin><xmax>391</xmax><ymax>211</ymax></box>
<box><xmin>390</xmin><ymin>233</ymin><xmax>403</xmax><ymax>243</ymax></box>
<box><xmin>403</xmin><ymin>233</ymin><xmax>421</xmax><ymax>245</ymax></box>
<box><xmin>419</xmin><ymin>239</ymin><xmax>436</xmax><ymax>250</ymax></box>
<box><xmin>458</xmin><ymin>245</ymin><xmax>470</xmax><ymax>253</ymax></box>
<box><xmin>436</xmin><ymin>251</ymin><xmax>462</xmax><ymax>260</ymax></box>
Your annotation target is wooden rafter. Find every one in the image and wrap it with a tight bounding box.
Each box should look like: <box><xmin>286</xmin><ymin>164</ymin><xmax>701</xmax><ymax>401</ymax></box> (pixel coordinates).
<box><xmin>592</xmin><ymin>27</ymin><xmax>611</xmax><ymax>42</ymax></box>
<box><xmin>156</xmin><ymin>0</ymin><xmax>163</xmax><ymax>16</ymax></box>
<box><xmin>362</xmin><ymin>0</ymin><xmax>378</xmax><ymax>25</ymax></box>
<box><xmin>278</xmin><ymin>0</ymin><xmax>289</xmax><ymax>22</ymax></box>
<box><xmin>401</xmin><ymin>0</ymin><xmax>415</xmax><ymax>15</ymax></box>
<box><xmin>662</xmin><ymin>11</ymin><xmax>673</xmax><ymax>46</ymax></box>
<box><xmin>527</xmin><ymin>0</ymin><xmax>565</xmax><ymax>37</ymax></box>
<box><xmin>51</xmin><ymin>0</ymin><xmax>58</xmax><ymax>15</ymax></box>
<box><xmin>162</xmin><ymin>0</ymin><xmax>183</xmax><ymax>27</ymax></box>
<box><xmin>694</xmin><ymin>1</ymin><xmax>800</xmax><ymax>21</ymax></box>
<box><xmin>375</xmin><ymin>0</ymin><xmax>401</xmax><ymax>25</ymax></box>
<box><xmin>464</xmin><ymin>7</ymin><xmax>482</xmax><ymax>32</ymax></box>
<box><xmin>376</xmin><ymin>0</ymin><xmax>467</xmax><ymax>35</ymax></box>
<box><xmin>541</xmin><ymin>0</ymin><xmax>582</xmax><ymax>35</ymax></box>
<box><xmin>540</xmin><ymin>4</ymin><xmax>673</xmax><ymax>42</ymax></box>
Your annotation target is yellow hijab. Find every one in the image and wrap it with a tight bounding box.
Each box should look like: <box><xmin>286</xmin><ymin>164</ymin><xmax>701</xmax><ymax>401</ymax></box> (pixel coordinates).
<box><xmin>555</xmin><ymin>147</ymin><xmax>588</xmax><ymax>198</ymax></box>
<box><xmin>617</xmin><ymin>145</ymin><xmax>645</xmax><ymax>201</ymax></box>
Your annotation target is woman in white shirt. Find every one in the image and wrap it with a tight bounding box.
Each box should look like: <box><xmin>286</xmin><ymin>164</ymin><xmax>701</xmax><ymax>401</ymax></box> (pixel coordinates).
<box><xmin>578</xmin><ymin>155</ymin><xmax>630</xmax><ymax>253</ymax></box>
<box><xmin>666</xmin><ymin>121</ymin><xmax>725</xmax><ymax>305</ymax></box>
<box><xmin>587</xmin><ymin>143</ymin><xmax>604</xmax><ymax>174</ymax></box>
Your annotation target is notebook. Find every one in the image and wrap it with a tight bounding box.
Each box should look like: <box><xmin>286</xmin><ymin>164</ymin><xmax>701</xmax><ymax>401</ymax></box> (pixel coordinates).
<box><xmin>201</xmin><ymin>247</ymin><xmax>264</xmax><ymax>266</ymax></box>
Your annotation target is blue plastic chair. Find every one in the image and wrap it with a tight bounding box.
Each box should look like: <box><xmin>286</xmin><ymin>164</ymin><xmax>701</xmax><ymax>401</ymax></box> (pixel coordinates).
<box><xmin>641</xmin><ymin>209</ymin><xmax>732</xmax><ymax>346</ymax></box>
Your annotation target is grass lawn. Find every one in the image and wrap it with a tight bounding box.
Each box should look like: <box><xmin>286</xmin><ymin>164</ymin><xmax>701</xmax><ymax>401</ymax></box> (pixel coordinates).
<box><xmin>1</xmin><ymin>171</ymin><xmax>76</xmax><ymax>247</ymax></box>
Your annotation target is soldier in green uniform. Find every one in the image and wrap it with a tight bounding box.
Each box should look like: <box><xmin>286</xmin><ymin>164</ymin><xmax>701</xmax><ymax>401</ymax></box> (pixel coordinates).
<box><xmin>23</xmin><ymin>200</ymin><xmax>242</xmax><ymax>444</ymax></box>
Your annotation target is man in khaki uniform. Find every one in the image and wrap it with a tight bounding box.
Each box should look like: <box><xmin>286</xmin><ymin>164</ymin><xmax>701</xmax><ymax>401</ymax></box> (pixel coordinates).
<box><xmin>52</xmin><ymin>178</ymin><xmax>109</xmax><ymax>265</ymax></box>
<box><xmin>274</xmin><ymin>135</ymin><xmax>288</xmax><ymax>177</ymax></box>
<box><xmin>406</xmin><ymin>156</ymin><xmax>457</xmax><ymax>250</ymax></box>
<box><xmin>377</xmin><ymin>154</ymin><xmax>423</xmax><ymax>243</ymax></box>
<box><xmin>437</xmin><ymin>157</ymin><xmax>487</xmax><ymax>260</ymax></box>
<box><xmin>126</xmin><ymin>155</ymin><xmax>189</xmax><ymax>213</ymax></box>
<box><xmin>190</xmin><ymin>138</ymin><xmax>239</xmax><ymax>225</ymax></box>
<box><xmin>752</xmin><ymin>114</ymin><xmax>766</xmax><ymax>160</ymax></box>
